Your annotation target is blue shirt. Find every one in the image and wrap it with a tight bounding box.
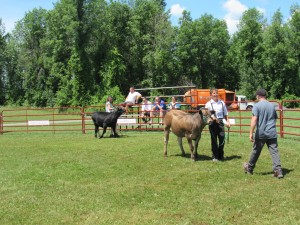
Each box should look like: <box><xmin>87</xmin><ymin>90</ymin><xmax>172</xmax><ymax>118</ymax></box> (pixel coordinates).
<box><xmin>154</xmin><ymin>100</ymin><xmax>167</xmax><ymax>110</ymax></box>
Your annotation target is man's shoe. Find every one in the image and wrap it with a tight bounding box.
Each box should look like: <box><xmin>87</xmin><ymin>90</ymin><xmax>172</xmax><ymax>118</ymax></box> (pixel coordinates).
<box><xmin>273</xmin><ymin>169</ymin><xmax>284</xmax><ymax>179</ymax></box>
<box><xmin>243</xmin><ymin>162</ymin><xmax>253</xmax><ymax>175</ymax></box>
<box><xmin>212</xmin><ymin>158</ymin><xmax>219</xmax><ymax>162</ymax></box>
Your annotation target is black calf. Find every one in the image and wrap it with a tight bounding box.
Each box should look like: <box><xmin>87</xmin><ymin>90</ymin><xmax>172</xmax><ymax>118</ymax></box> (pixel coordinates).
<box><xmin>91</xmin><ymin>107</ymin><xmax>125</xmax><ymax>138</ymax></box>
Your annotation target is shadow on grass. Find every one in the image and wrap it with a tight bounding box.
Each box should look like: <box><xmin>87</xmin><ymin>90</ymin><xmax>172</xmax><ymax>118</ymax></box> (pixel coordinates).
<box><xmin>94</xmin><ymin>134</ymin><xmax>124</xmax><ymax>138</ymax></box>
<box><xmin>258</xmin><ymin>168</ymin><xmax>294</xmax><ymax>176</ymax></box>
<box><xmin>223</xmin><ymin>155</ymin><xmax>242</xmax><ymax>161</ymax></box>
<box><xmin>172</xmin><ymin>153</ymin><xmax>210</xmax><ymax>161</ymax></box>
<box><xmin>172</xmin><ymin>154</ymin><xmax>242</xmax><ymax>161</ymax></box>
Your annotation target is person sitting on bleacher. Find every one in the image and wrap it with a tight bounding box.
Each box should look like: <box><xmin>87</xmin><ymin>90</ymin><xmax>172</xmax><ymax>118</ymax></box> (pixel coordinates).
<box><xmin>105</xmin><ymin>96</ymin><xmax>115</xmax><ymax>112</ymax></box>
<box><xmin>168</xmin><ymin>96</ymin><xmax>181</xmax><ymax>110</ymax></box>
<box><xmin>150</xmin><ymin>96</ymin><xmax>167</xmax><ymax>124</ymax></box>
<box><xmin>121</xmin><ymin>86</ymin><xmax>142</xmax><ymax>114</ymax></box>
<box><xmin>140</xmin><ymin>97</ymin><xmax>152</xmax><ymax>123</ymax></box>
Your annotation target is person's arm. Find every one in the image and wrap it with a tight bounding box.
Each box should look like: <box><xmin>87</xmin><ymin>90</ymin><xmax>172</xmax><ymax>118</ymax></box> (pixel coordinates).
<box><xmin>135</xmin><ymin>93</ymin><xmax>142</xmax><ymax>103</ymax></box>
<box><xmin>249</xmin><ymin>115</ymin><xmax>257</xmax><ymax>142</ymax></box>
<box><xmin>157</xmin><ymin>101</ymin><xmax>165</xmax><ymax>111</ymax></box>
<box><xmin>108</xmin><ymin>103</ymin><xmax>113</xmax><ymax>112</ymax></box>
<box><xmin>141</xmin><ymin>104</ymin><xmax>146</xmax><ymax>113</ymax></box>
<box><xmin>125</xmin><ymin>93</ymin><xmax>130</xmax><ymax>102</ymax></box>
<box><xmin>224</xmin><ymin>115</ymin><xmax>230</xmax><ymax>128</ymax></box>
<box><xmin>156</xmin><ymin>102</ymin><xmax>162</xmax><ymax>110</ymax></box>
<box><xmin>204</xmin><ymin>101</ymin><xmax>210</xmax><ymax>110</ymax></box>
<box><xmin>223</xmin><ymin>101</ymin><xmax>230</xmax><ymax>127</ymax></box>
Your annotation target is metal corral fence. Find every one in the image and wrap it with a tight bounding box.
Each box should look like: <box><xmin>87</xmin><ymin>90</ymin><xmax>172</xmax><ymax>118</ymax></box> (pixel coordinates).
<box><xmin>0</xmin><ymin>100</ymin><xmax>299</xmax><ymax>138</ymax></box>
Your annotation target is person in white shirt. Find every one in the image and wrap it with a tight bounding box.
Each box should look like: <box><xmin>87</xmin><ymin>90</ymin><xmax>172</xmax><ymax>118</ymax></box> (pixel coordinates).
<box><xmin>205</xmin><ymin>88</ymin><xmax>231</xmax><ymax>161</ymax></box>
<box><xmin>121</xmin><ymin>87</ymin><xmax>142</xmax><ymax>113</ymax></box>
<box><xmin>140</xmin><ymin>97</ymin><xmax>152</xmax><ymax>123</ymax></box>
<box><xmin>168</xmin><ymin>96</ymin><xmax>181</xmax><ymax>110</ymax></box>
<box><xmin>105</xmin><ymin>96</ymin><xmax>115</xmax><ymax>112</ymax></box>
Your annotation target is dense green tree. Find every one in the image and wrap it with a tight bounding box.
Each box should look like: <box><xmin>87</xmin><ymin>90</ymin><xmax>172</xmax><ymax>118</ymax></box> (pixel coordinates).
<box><xmin>133</xmin><ymin>0</ymin><xmax>174</xmax><ymax>88</ymax></box>
<box><xmin>286</xmin><ymin>3</ymin><xmax>300</xmax><ymax>97</ymax></box>
<box><xmin>10</xmin><ymin>8</ymin><xmax>49</xmax><ymax>106</ymax></box>
<box><xmin>0</xmin><ymin>19</ymin><xmax>5</xmax><ymax>105</ymax></box>
<box><xmin>1</xmin><ymin>1</ymin><xmax>300</xmax><ymax>107</ymax></box>
<box><xmin>232</xmin><ymin>8</ymin><xmax>265</xmax><ymax>98</ymax></box>
<box><xmin>43</xmin><ymin>0</ymin><xmax>80</xmax><ymax>106</ymax></box>
<box><xmin>100</xmin><ymin>1</ymin><xmax>131</xmax><ymax>95</ymax></box>
<box><xmin>223</xmin><ymin>41</ymin><xmax>240</xmax><ymax>91</ymax></box>
<box><xmin>3</xmin><ymin>34</ymin><xmax>25</xmax><ymax>105</ymax></box>
<box><xmin>175</xmin><ymin>13</ymin><xmax>230</xmax><ymax>89</ymax></box>
<box><xmin>262</xmin><ymin>10</ymin><xmax>292</xmax><ymax>99</ymax></box>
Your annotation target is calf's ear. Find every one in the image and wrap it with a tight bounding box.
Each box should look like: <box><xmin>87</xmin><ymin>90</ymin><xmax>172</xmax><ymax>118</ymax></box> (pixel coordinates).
<box><xmin>199</xmin><ymin>109</ymin><xmax>203</xmax><ymax>116</ymax></box>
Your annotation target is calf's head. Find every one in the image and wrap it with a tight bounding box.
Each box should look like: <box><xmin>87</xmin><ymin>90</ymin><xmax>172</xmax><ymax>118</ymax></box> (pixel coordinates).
<box><xmin>115</xmin><ymin>106</ymin><xmax>125</xmax><ymax>116</ymax></box>
<box><xmin>199</xmin><ymin>108</ymin><xmax>217</xmax><ymax>125</ymax></box>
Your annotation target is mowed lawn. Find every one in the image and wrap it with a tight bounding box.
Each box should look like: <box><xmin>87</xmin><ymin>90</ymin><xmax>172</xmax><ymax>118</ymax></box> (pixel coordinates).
<box><xmin>0</xmin><ymin>131</ymin><xmax>299</xmax><ymax>225</ymax></box>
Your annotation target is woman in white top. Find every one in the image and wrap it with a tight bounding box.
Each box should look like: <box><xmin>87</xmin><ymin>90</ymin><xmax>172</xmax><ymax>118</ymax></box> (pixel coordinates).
<box><xmin>168</xmin><ymin>96</ymin><xmax>181</xmax><ymax>110</ymax></box>
<box><xmin>205</xmin><ymin>88</ymin><xmax>230</xmax><ymax>161</ymax></box>
<box><xmin>105</xmin><ymin>96</ymin><xmax>114</xmax><ymax>112</ymax></box>
<box><xmin>140</xmin><ymin>97</ymin><xmax>152</xmax><ymax>123</ymax></box>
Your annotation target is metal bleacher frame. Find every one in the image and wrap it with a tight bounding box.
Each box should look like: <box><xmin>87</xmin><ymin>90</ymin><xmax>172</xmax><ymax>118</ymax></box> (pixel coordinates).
<box><xmin>116</xmin><ymin>86</ymin><xmax>196</xmax><ymax>131</ymax></box>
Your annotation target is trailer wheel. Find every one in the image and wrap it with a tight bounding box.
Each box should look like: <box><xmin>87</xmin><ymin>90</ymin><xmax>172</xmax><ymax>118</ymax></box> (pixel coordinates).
<box><xmin>246</xmin><ymin>105</ymin><xmax>253</xmax><ymax>110</ymax></box>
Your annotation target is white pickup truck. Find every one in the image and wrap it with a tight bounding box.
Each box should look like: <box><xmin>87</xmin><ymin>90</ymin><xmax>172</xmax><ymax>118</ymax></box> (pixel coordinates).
<box><xmin>233</xmin><ymin>95</ymin><xmax>255</xmax><ymax>110</ymax></box>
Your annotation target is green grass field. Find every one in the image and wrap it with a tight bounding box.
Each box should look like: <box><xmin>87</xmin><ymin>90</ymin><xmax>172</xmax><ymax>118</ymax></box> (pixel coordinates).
<box><xmin>0</xmin><ymin>131</ymin><xmax>299</xmax><ymax>224</ymax></box>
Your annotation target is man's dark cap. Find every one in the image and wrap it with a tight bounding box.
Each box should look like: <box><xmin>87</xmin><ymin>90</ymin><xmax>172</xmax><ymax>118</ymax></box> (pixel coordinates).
<box><xmin>256</xmin><ymin>89</ymin><xmax>267</xmax><ymax>96</ymax></box>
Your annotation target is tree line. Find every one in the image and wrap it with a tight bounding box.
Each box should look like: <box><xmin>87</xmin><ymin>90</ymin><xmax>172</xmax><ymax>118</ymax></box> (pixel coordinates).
<box><xmin>0</xmin><ymin>0</ymin><xmax>299</xmax><ymax>107</ymax></box>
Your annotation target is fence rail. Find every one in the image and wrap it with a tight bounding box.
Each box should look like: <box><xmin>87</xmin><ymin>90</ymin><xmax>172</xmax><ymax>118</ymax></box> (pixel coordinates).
<box><xmin>1</xmin><ymin>101</ymin><xmax>299</xmax><ymax>138</ymax></box>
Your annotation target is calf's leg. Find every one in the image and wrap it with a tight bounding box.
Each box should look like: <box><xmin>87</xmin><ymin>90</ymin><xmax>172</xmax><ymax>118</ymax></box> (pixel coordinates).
<box><xmin>100</xmin><ymin>126</ymin><xmax>107</xmax><ymax>138</ymax></box>
<box><xmin>193</xmin><ymin>135</ymin><xmax>201</xmax><ymax>159</ymax></box>
<box><xmin>177</xmin><ymin>137</ymin><xmax>185</xmax><ymax>156</ymax></box>
<box><xmin>186</xmin><ymin>137</ymin><xmax>196</xmax><ymax>161</ymax></box>
<box><xmin>164</xmin><ymin>127</ymin><xmax>170</xmax><ymax>157</ymax></box>
<box><xmin>110</xmin><ymin>128</ymin><xmax>114</xmax><ymax>137</ymax></box>
<box><xmin>111</xmin><ymin>124</ymin><xmax>120</xmax><ymax>138</ymax></box>
<box><xmin>94</xmin><ymin>125</ymin><xmax>99</xmax><ymax>138</ymax></box>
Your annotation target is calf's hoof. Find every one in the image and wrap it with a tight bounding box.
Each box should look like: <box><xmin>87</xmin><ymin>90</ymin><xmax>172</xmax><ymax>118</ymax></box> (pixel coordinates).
<box><xmin>191</xmin><ymin>155</ymin><xmax>198</xmax><ymax>161</ymax></box>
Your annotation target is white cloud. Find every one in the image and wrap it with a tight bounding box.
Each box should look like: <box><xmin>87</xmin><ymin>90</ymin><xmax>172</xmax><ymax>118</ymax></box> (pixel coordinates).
<box><xmin>223</xmin><ymin>0</ymin><xmax>267</xmax><ymax>34</ymax></box>
<box><xmin>257</xmin><ymin>7</ymin><xmax>266</xmax><ymax>15</ymax></box>
<box><xmin>223</xmin><ymin>0</ymin><xmax>248</xmax><ymax>34</ymax></box>
<box><xmin>2</xmin><ymin>18</ymin><xmax>17</xmax><ymax>34</ymax></box>
<box><xmin>170</xmin><ymin>4</ymin><xmax>185</xmax><ymax>17</ymax></box>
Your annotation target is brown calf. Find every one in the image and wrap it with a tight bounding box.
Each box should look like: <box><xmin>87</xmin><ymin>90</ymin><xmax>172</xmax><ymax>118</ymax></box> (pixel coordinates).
<box><xmin>164</xmin><ymin>109</ymin><xmax>213</xmax><ymax>161</ymax></box>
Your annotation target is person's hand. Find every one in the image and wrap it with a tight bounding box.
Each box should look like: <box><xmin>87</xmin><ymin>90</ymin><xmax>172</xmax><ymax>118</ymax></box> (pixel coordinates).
<box><xmin>226</xmin><ymin>120</ymin><xmax>231</xmax><ymax>128</ymax></box>
<box><xmin>249</xmin><ymin>133</ymin><xmax>254</xmax><ymax>142</ymax></box>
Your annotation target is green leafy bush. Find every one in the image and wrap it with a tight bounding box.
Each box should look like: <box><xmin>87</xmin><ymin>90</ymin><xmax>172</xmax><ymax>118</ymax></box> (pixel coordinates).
<box><xmin>282</xmin><ymin>93</ymin><xmax>300</xmax><ymax>108</ymax></box>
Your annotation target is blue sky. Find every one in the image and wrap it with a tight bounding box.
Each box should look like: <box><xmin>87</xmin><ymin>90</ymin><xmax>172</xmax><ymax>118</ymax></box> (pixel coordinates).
<box><xmin>167</xmin><ymin>0</ymin><xmax>299</xmax><ymax>33</ymax></box>
<box><xmin>0</xmin><ymin>0</ymin><xmax>54</xmax><ymax>33</ymax></box>
<box><xmin>0</xmin><ymin>0</ymin><xmax>299</xmax><ymax>34</ymax></box>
